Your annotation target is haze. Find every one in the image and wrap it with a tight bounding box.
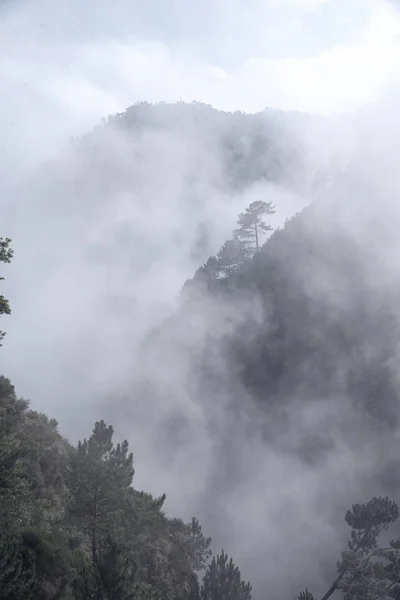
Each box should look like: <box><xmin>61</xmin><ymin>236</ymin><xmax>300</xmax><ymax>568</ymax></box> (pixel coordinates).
<box><xmin>2</xmin><ymin>0</ymin><xmax>400</xmax><ymax>598</ymax></box>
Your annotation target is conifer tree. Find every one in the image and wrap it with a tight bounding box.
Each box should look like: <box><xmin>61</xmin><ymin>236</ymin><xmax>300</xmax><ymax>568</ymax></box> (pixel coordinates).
<box><xmin>0</xmin><ymin>377</ymin><xmax>32</xmax><ymax>529</ymax></box>
<box><xmin>0</xmin><ymin>533</ymin><xmax>36</xmax><ymax>600</ymax></box>
<box><xmin>217</xmin><ymin>240</ymin><xmax>247</xmax><ymax>277</ymax></box>
<box><xmin>75</xmin><ymin>534</ymin><xmax>137</xmax><ymax>600</ymax></box>
<box><xmin>194</xmin><ymin>257</ymin><xmax>219</xmax><ymax>290</ymax></box>
<box><xmin>69</xmin><ymin>421</ymin><xmax>135</xmax><ymax>566</ymax></box>
<box><xmin>298</xmin><ymin>497</ymin><xmax>400</xmax><ymax>600</ymax></box>
<box><xmin>180</xmin><ymin>256</ymin><xmax>219</xmax><ymax>300</ymax></box>
<box><xmin>297</xmin><ymin>589</ymin><xmax>314</xmax><ymax>600</ymax></box>
<box><xmin>0</xmin><ymin>237</ymin><xmax>13</xmax><ymax>345</ymax></box>
<box><xmin>201</xmin><ymin>551</ymin><xmax>252</xmax><ymax>600</ymax></box>
<box><xmin>234</xmin><ymin>201</ymin><xmax>275</xmax><ymax>256</ymax></box>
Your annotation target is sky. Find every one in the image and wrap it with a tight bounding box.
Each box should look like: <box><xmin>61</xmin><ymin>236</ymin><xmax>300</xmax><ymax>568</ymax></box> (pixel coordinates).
<box><xmin>0</xmin><ymin>0</ymin><xmax>399</xmax><ymax>179</ymax></box>
<box><xmin>2</xmin><ymin>1</ymin><xmax>400</xmax><ymax>598</ymax></box>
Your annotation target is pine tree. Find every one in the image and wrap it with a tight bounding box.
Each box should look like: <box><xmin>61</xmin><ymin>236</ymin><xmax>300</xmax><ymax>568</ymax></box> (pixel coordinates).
<box><xmin>0</xmin><ymin>533</ymin><xmax>36</xmax><ymax>600</ymax></box>
<box><xmin>69</xmin><ymin>421</ymin><xmax>135</xmax><ymax>567</ymax></box>
<box><xmin>193</xmin><ymin>257</ymin><xmax>219</xmax><ymax>291</ymax></box>
<box><xmin>0</xmin><ymin>377</ymin><xmax>32</xmax><ymax>529</ymax></box>
<box><xmin>155</xmin><ymin>516</ymin><xmax>212</xmax><ymax>600</ymax></box>
<box><xmin>234</xmin><ymin>201</ymin><xmax>275</xmax><ymax>256</ymax></box>
<box><xmin>298</xmin><ymin>497</ymin><xmax>400</xmax><ymax>600</ymax></box>
<box><xmin>336</xmin><ymin>497</ymin><xmax>400</xmax><ymax>600</ymax></box>
<box><xmin>75</xmin><ymin>534</ymin><xmax>137</xmax><ymax>600</ymax></box>
<box><xmin>217</xmin><ymin>240</ymin><xmax>247</xmax><ymax>277</ymax></box>
<box><xmin>0</xmin><ymin>237</ymin><xmax>13</xmax><ymax>345</ymax></box>
<box><xmin>180</xmin><ymin>257</ymin><xmax>219</xmax><ymax>300</ymax></box>
<box><xmin>201</xmin><ymin>551</ymin><xmax>252</xmax><ymax>600</ymax></box>
<box><xmin>297</xmin><ymin>589</ymin><xmax>314</xmax><ymax>600</ymax></box>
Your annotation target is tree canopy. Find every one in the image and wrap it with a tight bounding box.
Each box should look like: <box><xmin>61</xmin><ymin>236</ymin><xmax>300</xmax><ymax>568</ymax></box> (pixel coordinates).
<box><xmin>0</xmin><ymin>237</ymin><xmax>13</xmax><ymax>345</ymax></box>
<box><xmin>0</xmin><ymin>378</ymin><xmax>251</xmax><ymax>600</ymax></box>
<box><xmin>234</xmin><ymin>200</ymin><xmax>275</xmax><ymax>255</ymax></box>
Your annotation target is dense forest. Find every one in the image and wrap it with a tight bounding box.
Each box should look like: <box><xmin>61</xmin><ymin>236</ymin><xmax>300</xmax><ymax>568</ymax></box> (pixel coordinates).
<box><xmin>4</xmin><ymin>192</ymin><xmax>400</xmax><ymax>600</ymax></box>
<box><xmin>4</xmin><ymin>225</ymin><xmax>400</xmax><ymax>600</ymax></box>
<box><xmin>2</xmin><ymin>101</ymin><xmax>400</xmax><ymax>599</ymax></box>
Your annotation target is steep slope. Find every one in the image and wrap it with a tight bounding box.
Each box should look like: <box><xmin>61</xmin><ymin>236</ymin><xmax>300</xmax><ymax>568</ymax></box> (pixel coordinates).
<box><xmin>1</xmin><ymin>101</ymin><xmax>358</xmax><ymax>599</ymax></box>
<box><xmin>1</xmin><ymin>101</ymin><xmax>329</xmax><ymax>432</ymax></box>
<box><xmin>115</xmin><ymin>182</ymin><xmax>400</xmax><ymax>599</ymax></box>
<box><xmin>136</xmin><ymin>188</ymin><xmax>400</xmax><ymax>429</ymax></box>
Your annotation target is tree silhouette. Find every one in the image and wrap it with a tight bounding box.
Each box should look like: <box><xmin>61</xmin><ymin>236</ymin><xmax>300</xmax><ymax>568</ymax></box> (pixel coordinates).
<box><xmin>234</xmin><ymin>201</ymin><xmax>275</xmax><ymax>255</ymax></box>
<box><xmin>201</xmin><ymin>551</ymin><xmax>251</xmax><ymax>600</ymax></box>
<box><xmin>217</xmin><ymin>240</ymin><xmax>247</xmax><ymax>277</ymax></box>
<box><xmin>0</xmin><ymin>237</ymin><xmax>13</xmax><ymax>345</ymax></box>
<box><xmin>298</xmin><ymin>497</ymin><xmax>400</xmax><ymax>600</ymax></box>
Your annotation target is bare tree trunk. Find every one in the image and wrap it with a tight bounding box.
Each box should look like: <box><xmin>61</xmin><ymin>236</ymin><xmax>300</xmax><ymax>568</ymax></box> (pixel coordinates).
<box><xmin>320</xmin><ymin>533</ymin><xmax>367</xmax><ymax>600</ymax></box>
<box><xmin>320</xmin><ymin>570</ymin><xmax>346</xmax><ymax>600</ymax></box>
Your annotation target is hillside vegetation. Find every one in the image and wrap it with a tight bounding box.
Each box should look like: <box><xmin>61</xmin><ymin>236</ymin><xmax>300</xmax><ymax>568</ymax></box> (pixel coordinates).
<box><xmin>2</xmin><ymin>102</ymin><xmax>400</xmax><ymax>599</ymax></box>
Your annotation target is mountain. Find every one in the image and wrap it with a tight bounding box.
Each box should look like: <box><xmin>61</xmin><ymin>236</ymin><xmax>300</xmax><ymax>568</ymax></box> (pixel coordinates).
<box><xmin>112</xmin><ymin>175</ymin><xmax>400</xmax><ymax>598</ymax></box>
<box><xmin>1</xmin><ymin>101</ymin><xmax>333</xmax><ymax>432</ymax></box>
<box><xmin>3</xmin><ymin>100</ymin><xmax>393</xmax><ymax>599</ymax></box>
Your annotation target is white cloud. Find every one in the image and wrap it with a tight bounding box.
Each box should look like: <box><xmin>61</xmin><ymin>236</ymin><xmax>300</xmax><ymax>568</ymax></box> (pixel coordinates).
<box><xmin>2</xmin><ymin>1</ymin><xmax>400</xmax><ymax>596</ymax></box>
<box><xmin>268</xmin><ymin>0</ymin><xmax>328</xmax><ymax>9</ymax></box>
<box><xmin>0</xmin><ymin>0</ymin><xmax>398</xmax><ymax>179</ymax></box>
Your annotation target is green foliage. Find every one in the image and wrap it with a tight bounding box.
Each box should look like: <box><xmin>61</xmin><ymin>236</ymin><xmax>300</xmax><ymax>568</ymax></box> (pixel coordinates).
<box><xmin>217</xmin><ymin>240</ymin><xmax>247</xmax><ymax>277</ymax></box>
<box><xmin>234</xmin><ymin>200</ymin><xmax>275</xmax><ymax>255</ymax></box>
<box><xmin>0</xmin><ymin>237</ymin><xmax>13</xmax><ymax>264</ymax></box>
<box><xmin>337</xmin><ymin>498</ymin><xmax>400</xmax><ymax>600</ymax></box>
<box><xmin>69</xmin><ymin>420</ymin><xmax>135</xmax><ymax>564</ymax></box>
<box><xmin>299</xmin><ymin>497</ymin><xmax>400</xmax><ymax>600</ymax></box>
<box><xmin>297</xmin><ymin>590</ymin><xmax>314</xmax><ymax>600</ymax></box>
<box><xmin>99</xmin><ymin>101</ymin><xmax>301</xmax><ymax>191</ymax></box>
<box><xmin>344</xmin><ymin>497</ymin><xmax>399</xmax><ymax>546</ymax></box>
<box><xmin>9</xmin><ymin>102</ymin><xmax>400</xmax><ymax>600</ymax></box>
<box><xmin>0</xmin><ymin>237</ymin><xmax>13</xmax><ymax>345</ymax></box>
<box><xmin>0</xmin><ymin>389</ymin><xmax>225</xmax><ymax>600</ymax></box>
<box><xmin>181</xmin><ymin>201</ymin><xmax>276</xmax><ymax>298</ymax></box>
<box><xmin>21</xmin><ymin>410</ymin><xmax>70</xmax><ymax>528</ymax></box>
<box><xmin>21</xmin><ymin>527</ymin><xmax>73</xmax><ymax>599</ymax></box>
<box><xmin>201</xmin><ymin>551</ymin><xmax>252</xmax><ymax>600</ymax></box>
<box><xmin>74</xmin><ymin>534</ymin><xmax>137</xmax><ymax>600</ymax></box>
<box><xmin>0</xmin><ymin>377</ymin><xmax>32</xmax><ymax>529</ymax></box>
<box><xmin>174</xmin><ymin>200</ymin><xmax>400</xmax><ymax>434</ymax></box>
<box><xmin>0</xmin><ymin>533</ymin><xmax>36</xmax><ymax>600</ymax></box>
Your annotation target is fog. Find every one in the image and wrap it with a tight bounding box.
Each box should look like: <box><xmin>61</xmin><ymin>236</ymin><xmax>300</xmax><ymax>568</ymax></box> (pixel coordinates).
<box><xmin>2</xmin><ymin>0</ymin><xmax>400</xmax><ymax>599</ymax></box>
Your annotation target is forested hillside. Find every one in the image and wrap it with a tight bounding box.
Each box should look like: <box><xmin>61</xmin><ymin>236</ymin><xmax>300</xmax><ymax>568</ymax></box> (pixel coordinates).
<box><xmin>83</xmin><ymin>101</ymin><xmax>317</xmax><ymax>191</ymax></box>
<box><xmin>134</xmin><ymin>184</ymin><xmax>400</xmax><ymax>451</ymax></box>
<box><xmin>116</xmin><ymin>172</ymin><xmax>400</xmax><ymax>597</ymax></box>
<box><xmin>3</xmin><ymin>100</ymin><xmax>400</xmax><ymax>600</ymax></box>
<box><xmin>3</xmin><ymin>360</ymin><xmax>400</xmax><ymax>600</ymax></box>
<box><xmin>4</xmin><ymin>191</ymin><xmax>400</xmax><ymax>600</ymax></box>
<box><xmin>2</xmin><ymin>101</ymin><xmax>328</xmax><ymax>437</ymax></box>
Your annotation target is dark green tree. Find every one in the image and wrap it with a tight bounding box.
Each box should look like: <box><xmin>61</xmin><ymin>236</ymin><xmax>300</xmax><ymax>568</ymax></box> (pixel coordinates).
<box><xmin>299</xmin><ymin>497</ymin><xmax>400</xmax><ymax>600</ymax></box>
<box><xmin>21</xmin><ymin>410</ymin><xmax>70</xmax><ymax>529</ymax></box>
<box><xmin>151</xmin><ymin>517</ymin><xmax>212</xmax><ymax>600</ymax></box>
<box><xmin>234</xmin><ymin>201</ymin><xmax>275</xmax><ymax>255</ymax></box>
<box><xmin>0</xmin><ymin>377</ymin><xmax>32</xmax><ymax>529</ymax></box>
<box><xmin>180</xmin><ymin>257</ymin><xmax>219</xmax><ymax>301</ymax></box>
<box><xmin>68</xmin><ymin>421</ymin><xmax>134</xmax><ymax>567</ymax></box>
<box><xmin>336</xmin><ymin>497</ymin><xmax>400</xmax><ymax>600</ymax></box>
<box><xmin>181</xmin><ymin>517</ymin><xmax>212</xmax><ymax>572</ymax></box>
<box><xmin>21</xmin><ymin>528</ymin><xmax>72</xmax><ymax>600</ymax></box>
<box><xmin>201</xmin><ymin>551</ymin><xmax>251</xmax><ymax>600</ymax></box>
<box><xmin>216</xmin><ymin>240</ymin><xmax>247</xmax><ymax>277</ymax></box>
<box><xmin>297</xmin><ymin>590</ymin><xmax>314</xmax><ymax>600</ymax></box>
<box><xmin>193</xmin><ymin>257</ymin><xmax>219</xmax><ymax>290</ymax></box>
<box><xmin>0</xmin><ymin>533</ymin><xmax>36</xmax><ymax>600</ymax></box>
<box><xmin>0</xmin><ymin>237</ymin><xmax>13</xmax><ymax>345</ymax></box>
<box><xmin>74</xmin><ymin>534</ymin><xmax>137</xmax><ymax>600</ymax></box>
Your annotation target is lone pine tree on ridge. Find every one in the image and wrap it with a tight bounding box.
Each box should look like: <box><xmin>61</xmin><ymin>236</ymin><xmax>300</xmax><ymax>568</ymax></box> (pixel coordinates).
<box><xmin>234</xmin><ymin>200</ymin><xmax>275</xmax><ymax>256</ymax></box>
